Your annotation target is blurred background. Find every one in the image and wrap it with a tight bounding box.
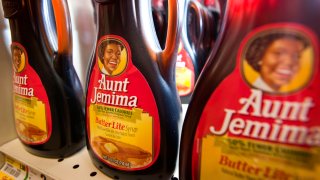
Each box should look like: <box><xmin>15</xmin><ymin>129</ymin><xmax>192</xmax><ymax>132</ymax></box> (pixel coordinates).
<box><xmin>0</xmin><ymin>0</ymin><xmax>14</xmax><ymax>145</ymax></box>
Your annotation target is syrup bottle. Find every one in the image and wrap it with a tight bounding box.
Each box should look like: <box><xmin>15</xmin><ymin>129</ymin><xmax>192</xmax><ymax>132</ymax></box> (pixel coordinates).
<box><xmin>175</xmin><ymin>0</ymin><xmax>197</xmax><ymax>104</ymax></box>
<box><xmin>86</xmin><ymin>0</ymin><xmax>181</xmax><ymax>179</ymax></box>
<box><xmin>180</xmin><ymin>0</ymin><xmax>320</xmax><ymax>179</ymax></box>
<box><xmin>176</xmin><ymin>0</ymin><xmax>217</xmax><ymax>103</ymax></box>
<box><xmin>2</xmin><ymin>0</ymin><xmax>85</xmax><ymax>158</ymax></box>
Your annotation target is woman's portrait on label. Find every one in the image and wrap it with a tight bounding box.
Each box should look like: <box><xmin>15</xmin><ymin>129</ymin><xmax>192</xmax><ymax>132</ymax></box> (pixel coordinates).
<box><xmin>243</xmin><ymin>28</ymin><xmax>314</xmax><ymax>94</ymax></box>
<box><xmin>11</xmin><ymin>45</ymin><xmax>26</xmax><ymax>73</ymax></box>
<box><xmin>97</xmin><ymin>38</ymin><xmax>128</xmax><ymax>76</ymax></box>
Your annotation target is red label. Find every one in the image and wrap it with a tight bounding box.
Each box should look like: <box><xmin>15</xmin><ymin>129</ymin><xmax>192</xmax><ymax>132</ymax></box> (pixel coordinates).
<box><xmin>86</xmin><ymin>35</ymin><xmax>160</xmax><ymax>171</ymax></box>
<box><xmin>192</xmin><ymin>24</ymin><xmax>320</xmax><ymax>179</ymax></box>
<box><xmin>12</xmin><ymin>42</ymin><xmax>52</xmax><ymax>145</ymax></box>
<box><xmin>176</xmin><ymin>40</ymin><xmax>195</xmax><ymax>96</ymax></box>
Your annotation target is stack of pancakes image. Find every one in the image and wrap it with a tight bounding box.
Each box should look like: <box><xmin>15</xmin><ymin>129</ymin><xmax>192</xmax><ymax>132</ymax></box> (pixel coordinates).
<box><xmin>16</xmin><ymin>120</ymin><xmax>47</xmax><ymax>142</ymax></box>
<box><xmin>92</xmin><ymin>136</ymin><xmax>152</xmax><ymax>168</ymax></box>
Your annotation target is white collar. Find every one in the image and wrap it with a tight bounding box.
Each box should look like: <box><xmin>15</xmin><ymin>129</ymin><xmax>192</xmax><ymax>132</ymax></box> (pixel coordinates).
<box><xmin>101</xmin><ymin>67</ymin><xmax>111</xmax><ymax>75</ymax></box>
<box><xmin>253</xmin><ymin>77</ymin><xmax>275</xmax><ymax>93</ymax></box>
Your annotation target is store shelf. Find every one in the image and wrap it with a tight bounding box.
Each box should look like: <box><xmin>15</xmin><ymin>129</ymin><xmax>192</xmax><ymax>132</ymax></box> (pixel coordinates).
<box><xmin>0</xmin><ymin>139</ymin><xmax>110</xmax><ymax>179</ymax></box>
<box><xmin>0</xmin><ymin>104</ymin><xmax>188</xmax><ymax>179</ymax></box>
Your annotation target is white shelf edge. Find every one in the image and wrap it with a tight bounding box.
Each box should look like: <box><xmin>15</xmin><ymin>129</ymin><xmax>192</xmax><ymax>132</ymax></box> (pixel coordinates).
<box><xmin>0</xmin><ymin>105</ymin><xmax>188</xmax><ymax>179</ymax></box>
<box><xmin>0</xmin><ymin>139</ymin><xmax>110</xmax><ymax>180</ymax></box>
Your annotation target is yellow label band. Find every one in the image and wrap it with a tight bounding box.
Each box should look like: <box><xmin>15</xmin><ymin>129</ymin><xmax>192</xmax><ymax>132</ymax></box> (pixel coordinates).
<box><xmin>200</xmin><ymin>135</ymin><xmax>320</xmax><ymax>179</ymax></box>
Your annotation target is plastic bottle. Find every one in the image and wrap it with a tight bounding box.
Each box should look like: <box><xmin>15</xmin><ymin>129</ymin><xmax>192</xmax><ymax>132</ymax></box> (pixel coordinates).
<box><xmin>176</xmin><ymin>0</ymin><xmax>218</xmax><ymax>103</ymax></box>
<box><xmin>180</xmin><ymin>0</ymin><xmax>320</xmax><ymax>179</ymax></box>
<box><xmin>2</xmin><ymin>0</ymin><xmax>85</xmax><ymax>158</ymax></box>
<box><xmin>86</xmin><ymin>0</ymin><xmax>181</xmax><ymax>179</ymax></box>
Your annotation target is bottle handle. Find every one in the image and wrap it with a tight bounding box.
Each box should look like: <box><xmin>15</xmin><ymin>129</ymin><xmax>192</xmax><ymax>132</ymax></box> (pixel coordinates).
<box><xmin>51</xmin><ymin>0</ymin><xmax>72</xmax><ymax>56</ymax></box>
<box><xmin>152</xmin><ymin>7</ymin><xmax>166</xmax><ymax>48</ymax></box>
<box><xmin>198</xmin><ymin>8</ymin><xmax>216</xmax><ymax>68</ymax></box>
<box><xmin>161</xmin><ymin>0</ymin><xmax>179</xmax><ymax>66</ymax></box>
<box><xmin>187</xmin><ymin>0</ymin><xmax>205</xmax><ymax>54</ymax></box>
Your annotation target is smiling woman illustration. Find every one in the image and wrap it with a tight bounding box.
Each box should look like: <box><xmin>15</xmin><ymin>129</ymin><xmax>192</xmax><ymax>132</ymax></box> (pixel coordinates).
<box><xmin>12</xmin><ymin>46</ymin><xmax>24</xmax><ymax>73</ymax></box>
<box><xmin>245</xmin><ymin>31</ymin><xmax>310</xmax><ymax>93</ymax></box>
<box><xmin>98</xmin><ymin>39</ymin><xmax>125</xmax><ymax>76</ymax></box>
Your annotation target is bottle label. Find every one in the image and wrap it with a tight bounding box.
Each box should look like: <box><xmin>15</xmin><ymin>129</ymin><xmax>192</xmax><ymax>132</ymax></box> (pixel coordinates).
<box><xmin>86</xmin><ymin>35</ymin><xmax>160</xmax><ymax>170</ymax></box>
<box><xmin>176</xmin><ymin>40</ymin><xmax>195</xmax><ymax>96</ymax></box>
<box><xmin>192</xmin><ymin>24</ymin><xmax>320</xmax><ymax>179</ymax></box>
<box><xmin>12</xmin><ymin>43</ymin><xmax>52</xmax><ymax>145</ymax></box>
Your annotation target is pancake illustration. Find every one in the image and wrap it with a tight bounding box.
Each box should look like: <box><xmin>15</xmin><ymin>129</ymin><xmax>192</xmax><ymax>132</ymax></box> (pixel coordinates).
<box><xmin>16</xmin><ymin>120</ymin><xmax>47</xmax><ymax>142</ymax></box>
<box><xmin>92</xmin><ymin>136</ymin><xmax>152</xmax><ymax>168</ymax></box>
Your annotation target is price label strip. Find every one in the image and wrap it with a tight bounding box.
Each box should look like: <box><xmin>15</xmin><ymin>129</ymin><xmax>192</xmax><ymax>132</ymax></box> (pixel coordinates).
<box><xmin>0</xmin><ymin>156</ymin><xmax>28</xmax><ymax>180</ymax></box>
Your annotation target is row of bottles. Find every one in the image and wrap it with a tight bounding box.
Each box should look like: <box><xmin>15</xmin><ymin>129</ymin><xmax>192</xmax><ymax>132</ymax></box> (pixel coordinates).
<box><xmin>2</xmin><ymin>0</ymin><xmax>182</xmax><ymax>179</ymax></box>
<box><xmin>152</xmin><ymin>0</ymin><xmax>221</xmax><ymax>103</ymax></box>
<box><xmin>2</xmin><ymin>0</ymin><xmax>320</xmax><ymax>179</ymax></box>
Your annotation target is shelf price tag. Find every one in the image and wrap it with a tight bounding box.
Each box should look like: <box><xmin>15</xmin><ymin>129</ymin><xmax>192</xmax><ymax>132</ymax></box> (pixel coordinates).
<box><xmin>0</xmin><ymin>156</ymin><xmax>27</xmax><ymax>180</ymax></box>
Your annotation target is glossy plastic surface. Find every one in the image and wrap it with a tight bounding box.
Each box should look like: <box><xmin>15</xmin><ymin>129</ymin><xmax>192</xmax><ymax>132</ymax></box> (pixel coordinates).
<box><xmin>2</xmin><ymin>0</ymin><xmax>85</xmax><ymax>158</ymax></box>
